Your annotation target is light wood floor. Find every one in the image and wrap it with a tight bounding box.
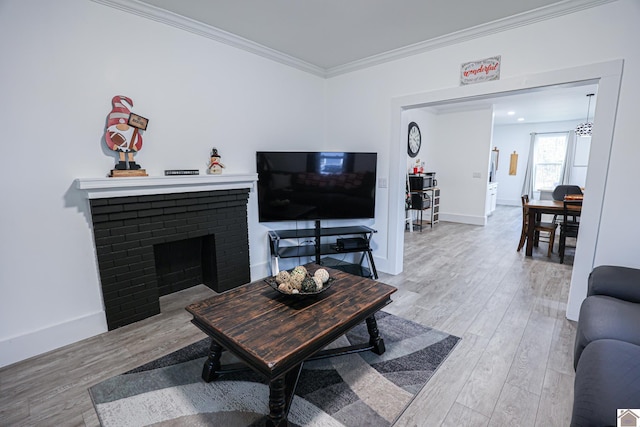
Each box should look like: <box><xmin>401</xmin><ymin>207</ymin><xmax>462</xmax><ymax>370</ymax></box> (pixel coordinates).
<box><xmin>0</xmin><ymin>205</ymin><xmax>576</xmax><ymax>426</ymax></box>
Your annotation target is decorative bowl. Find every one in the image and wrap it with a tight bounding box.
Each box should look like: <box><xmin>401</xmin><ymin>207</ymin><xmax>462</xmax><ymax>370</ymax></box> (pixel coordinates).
<box><xmin>265</xmin><ymin>273</ymin><xmax>334</xmax><ymax>297</ymax></box>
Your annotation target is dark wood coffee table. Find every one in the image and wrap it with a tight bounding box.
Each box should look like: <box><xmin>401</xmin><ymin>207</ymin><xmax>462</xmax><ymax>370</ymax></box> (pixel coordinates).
<box><xmin>185</xmin><ymin>263</ymin><xmax>397</xmax><ymax>427</ymax></box>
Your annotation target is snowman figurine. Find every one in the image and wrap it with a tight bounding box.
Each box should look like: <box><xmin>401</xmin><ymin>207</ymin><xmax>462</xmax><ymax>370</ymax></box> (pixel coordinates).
<box><xmin>208</xmin><ymin>147</ymin><xmax>225</xmax><ymax>174</ymax></box>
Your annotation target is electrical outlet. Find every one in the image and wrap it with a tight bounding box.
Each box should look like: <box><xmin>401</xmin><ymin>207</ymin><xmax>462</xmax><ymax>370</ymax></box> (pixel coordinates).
<box><xmin>472</xmin><ymin>172</ymin><xmax>482</xmax><ymax>179</ymax></box>
<box><xmin>378</xmin><ymin>177</ymin><xmax>388</xmax><ymax>188</ymax></box>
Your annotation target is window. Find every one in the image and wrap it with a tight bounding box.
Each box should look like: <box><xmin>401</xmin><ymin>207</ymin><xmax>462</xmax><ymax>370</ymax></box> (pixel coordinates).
<box><xmin>319</xmin><ymin>152</ymin><xmax>346</xmax><ymax>174</ymax></box>
<box><xmin>532</xmin><ymin>133</ymin><xmax>568</xmax><ymax>191</ymax></box>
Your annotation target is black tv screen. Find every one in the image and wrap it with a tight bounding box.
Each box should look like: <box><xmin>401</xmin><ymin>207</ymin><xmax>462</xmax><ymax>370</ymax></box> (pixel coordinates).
<box><xmin>256</xmin><ymin>151</ymin><xmax>377</xmax><ymax>222</ymax></box>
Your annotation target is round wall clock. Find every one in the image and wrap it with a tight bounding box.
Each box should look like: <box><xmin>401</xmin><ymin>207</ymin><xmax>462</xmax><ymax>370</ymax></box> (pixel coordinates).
<box><xmin>407</xmin><ymin>122</ymin><xmax>421</xmax><ymax>158</ymax></box>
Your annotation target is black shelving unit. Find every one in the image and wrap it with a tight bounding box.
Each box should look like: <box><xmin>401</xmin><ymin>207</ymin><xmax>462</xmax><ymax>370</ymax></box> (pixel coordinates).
<box><xmin>268</xmin><ymin>224</ymin><xmax>378</xmax><ymax>279</ymax></box>
<box><xmin>407</xmin><ymin>187</ymin><xmax>440</xmax><ymax>231</ymax></box>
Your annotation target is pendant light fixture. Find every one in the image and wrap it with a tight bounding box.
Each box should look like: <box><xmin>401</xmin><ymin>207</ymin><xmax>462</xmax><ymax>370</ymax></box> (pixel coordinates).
<box><xmin>575</xmin><ymin>93</ymin><xmax>595</xmax><ymax>137</ymax></box>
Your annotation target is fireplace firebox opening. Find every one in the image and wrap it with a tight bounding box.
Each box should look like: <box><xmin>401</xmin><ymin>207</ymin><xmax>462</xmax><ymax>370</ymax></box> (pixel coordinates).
<box><xmin>153</xmin><ymin>234</ymin><xmax>217</xmax><ymax>296</ymax></box>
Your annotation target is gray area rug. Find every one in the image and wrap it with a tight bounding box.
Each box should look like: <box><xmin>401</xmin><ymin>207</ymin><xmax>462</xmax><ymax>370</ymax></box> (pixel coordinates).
<box><xmin>89</xmin><ymin>311</ymin><xmax>459</xmax><ymax>426</ymax></box>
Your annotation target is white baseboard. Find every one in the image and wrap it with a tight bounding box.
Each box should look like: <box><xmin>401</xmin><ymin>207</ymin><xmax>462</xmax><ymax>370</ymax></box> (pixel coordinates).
<box><xmin>440</xmin><ymin>213</ymin><xmax>487</xmax><ymax>226</ymax></box>
<box><xmin>0</xmin><ymin>311</ymin><xmax>107</xmax><ymax>369</ymax></box>
<box><xmin>251</xmin><ymin>261</ymin><xmax>272</xmax><ymax>280</ymax></box>
<box><xmin>497</xmin><ymin>199</ymin><xmax>521</xmax><ymax>206</ymax></box>
<box><xmin>370</xmin><ymin>255</ymin><xmax>390</xmax><ymax>275</ymax></box>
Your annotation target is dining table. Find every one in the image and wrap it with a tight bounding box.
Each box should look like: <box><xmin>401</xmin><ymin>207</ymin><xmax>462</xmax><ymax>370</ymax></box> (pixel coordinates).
<box><xmin>525</xmin><ymin>198</ymin><xmax>582</xmax><ymax>256</ymax></box>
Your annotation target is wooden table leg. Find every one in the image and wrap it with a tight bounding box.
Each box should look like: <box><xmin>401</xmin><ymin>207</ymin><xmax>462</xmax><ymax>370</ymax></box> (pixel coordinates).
<box><xmin>201</xmin><ymin>340</ymin><xmax>223</xmax><ymax>382</ymax></box>
<box><xmin>267</xmin><ymin>376</ymin><xmax>287</xmax><ymax>427</ymax></box>
<box><xmin>526</xmin><ymin>208</ymin><xmax>536</xmax><ymax>256</ymax></box>
<box><xmin>366</xmin><ymin>315</ymin><xmax>386</xmax><ymax>355</ymax></box>
<box><xmin>267</xmin><ymin>363</ymin><xmax>303</xmax><ymax>427</ymax></box>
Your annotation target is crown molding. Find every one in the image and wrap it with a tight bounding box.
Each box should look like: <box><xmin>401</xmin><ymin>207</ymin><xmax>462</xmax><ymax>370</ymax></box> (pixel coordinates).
<box><xmin>90</xmin><ymin>0</ymin><xmax>327</xmax><ymax>77</ymax></box>
<box><xmin>325</xmin><ymin>0</ymin><xmax>617</xmax><ymax>77</ymax></box>
<box><xmin>91</xmin><ymin>0</ymin><xmax>616</xmax><ymax>79</ymax></box>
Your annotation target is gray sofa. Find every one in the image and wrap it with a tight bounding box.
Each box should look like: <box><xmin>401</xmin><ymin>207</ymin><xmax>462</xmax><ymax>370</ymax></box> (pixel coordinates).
<box><xmin>571</xmin><ymin>265</ymin><xmax>640</xmax><ymax>427</ymax></box>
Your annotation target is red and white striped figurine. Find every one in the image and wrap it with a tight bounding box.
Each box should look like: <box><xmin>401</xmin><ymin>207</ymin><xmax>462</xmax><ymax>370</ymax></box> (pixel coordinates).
<box><xmin>105</xmin><ymin>95</ymin><xmax>144</xmax><ymax>170</ymax></box>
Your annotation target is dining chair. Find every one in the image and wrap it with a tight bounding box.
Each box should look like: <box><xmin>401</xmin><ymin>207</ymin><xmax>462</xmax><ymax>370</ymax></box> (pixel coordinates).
<box><xmin>517</xmin><ymin>195</ymin><xmax>557</xmax><ymax>257</ymax></box>
<box><xmin>552</xmin><ymin>185</ymin><xmax>583</xmax><ymax>201</ymax></box>
<box><xmin>552</xmin><ymin>185</ymin><xmax>583</xmax><ymax>223</ymax></box>
<box><xmin>559</xmin><ymin>199</ymin><xmax>582</xmax><ymax>264</ymax></box>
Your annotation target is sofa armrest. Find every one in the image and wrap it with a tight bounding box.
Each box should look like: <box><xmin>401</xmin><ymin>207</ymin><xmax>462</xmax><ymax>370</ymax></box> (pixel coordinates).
<box><xmin>588</xmin><ymin>265</ymin><xmax>640</xmax><ymax>303</ymax></box>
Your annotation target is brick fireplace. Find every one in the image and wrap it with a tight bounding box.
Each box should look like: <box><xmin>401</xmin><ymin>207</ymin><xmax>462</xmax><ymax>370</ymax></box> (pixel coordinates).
<box><xmin>76</xmin><ymin>175</ymin><xmax>257</xmax><ymax>330</ymax></box>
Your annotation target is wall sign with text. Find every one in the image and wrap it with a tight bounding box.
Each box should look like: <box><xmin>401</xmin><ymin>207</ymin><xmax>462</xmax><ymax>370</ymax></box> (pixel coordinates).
<box><xmin>460</xmin><ymin>56</ymin><xmax>501</xmax><ymax>85</ymax></box>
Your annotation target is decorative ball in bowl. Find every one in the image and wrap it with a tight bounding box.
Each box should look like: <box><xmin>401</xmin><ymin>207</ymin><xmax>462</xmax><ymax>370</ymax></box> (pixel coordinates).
<box><xmin>265</xmin><ymin>265</ymin><xmax>334</xmax><ymax>296</ymax></box>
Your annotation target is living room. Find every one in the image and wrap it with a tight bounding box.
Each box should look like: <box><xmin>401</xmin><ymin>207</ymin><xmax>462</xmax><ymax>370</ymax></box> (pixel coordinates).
<box><xmin>1</xmin><ymin>0</ymin><xmax>639</xmax><ymax>420</ymax></box>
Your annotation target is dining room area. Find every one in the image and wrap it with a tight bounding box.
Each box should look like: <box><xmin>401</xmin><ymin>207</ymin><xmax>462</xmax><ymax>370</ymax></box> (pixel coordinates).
<box><xmin>491</xmin><ymin>108</ymin><xmax>592</xmax><ymax>266</ymax></box>
<box><xmin>517</xmin><ymin>185</ymin><xmax>583</xmax><ymax>265</ymax></box>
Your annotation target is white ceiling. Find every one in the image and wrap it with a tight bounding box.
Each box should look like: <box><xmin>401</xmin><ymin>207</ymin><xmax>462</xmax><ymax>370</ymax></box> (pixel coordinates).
<box><xmin>430</xmin><ymin>83</ymin><xmax>598</xmax><ymax>125</ymax></box>
<box><xmin>130</xmin><ymin>0</ymin><xmax>603</xmax><ymax>124</ymax></box>
<box><xmin>137</xmin><ymin>0</ymin><xmax>584</xmax><ymax>70</ymax></box>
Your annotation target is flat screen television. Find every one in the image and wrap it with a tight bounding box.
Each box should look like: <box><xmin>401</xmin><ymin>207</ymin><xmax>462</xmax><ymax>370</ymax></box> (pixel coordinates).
<box><xmin>256</xmin><ymin>151</ymin><xmax>377</xmax><ymax>222</ymax></box>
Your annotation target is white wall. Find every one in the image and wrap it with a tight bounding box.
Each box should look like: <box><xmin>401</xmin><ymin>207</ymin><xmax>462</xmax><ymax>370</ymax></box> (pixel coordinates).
<box><xmin>401</xmin><ymin>109</ymin><xmax>437</xmax><ymax>228</ymax></box>
<box><xmin>2</xmin><ymin>0</ymin><xmax>640</xmax><ymax>367</ymax></box>
<box><xmin>492</xmin><ymin>119</ymin><xmax>585</xmax><ymax>205</ymax></box>
<box><xmin>403</xmin><ymin>107</ymin><xmax>494</xmax><ymax>225</ymax></box>
<box><xmin>403</xmin><ymin>109</ymin><xmax>436</xmax><ymax>173</ymax></box>
<box><xmin>431</xmin><ymin>108</ymin><xmax>494</xmax><ymax>225</ymax></box>
<box><xmin>569</xmin><ymin>136</ymin><xmax>591</xmax><ymax>187</ymax></box>
<box><xmin>0</xmin><ymin>0</ymin><xmax>325</xmax><ymax>367</ymax></box>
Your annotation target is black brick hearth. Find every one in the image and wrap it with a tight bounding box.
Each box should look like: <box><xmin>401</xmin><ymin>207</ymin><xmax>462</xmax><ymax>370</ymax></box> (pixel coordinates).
<box><xmin>89</xmin><ymin>189</ymin><xmax>251</xmax><ymax>330</ymax></box>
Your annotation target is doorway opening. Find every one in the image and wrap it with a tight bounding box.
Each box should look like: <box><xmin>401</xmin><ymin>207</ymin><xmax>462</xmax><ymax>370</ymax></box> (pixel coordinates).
<box><xmin>387</xmin><ymin>60</ymin><xmax>623</xmax><ymax>321</ymax></box>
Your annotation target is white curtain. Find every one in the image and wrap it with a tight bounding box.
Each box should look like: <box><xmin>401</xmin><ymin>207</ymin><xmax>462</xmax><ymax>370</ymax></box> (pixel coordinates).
<box><xmin>559</xmin><ymin>130</ymin><xmax>576</xmax><ymax>185</ymax></box>
<box><xmin>521</xmin><ymin>133</ymin><xmax>536</xmax><ymax>197</ymax></box>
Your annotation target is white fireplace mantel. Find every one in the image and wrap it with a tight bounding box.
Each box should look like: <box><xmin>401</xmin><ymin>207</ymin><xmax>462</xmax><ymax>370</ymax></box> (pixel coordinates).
<box><xmin>75</xmin><ymin>174</ymin><xmax>258</xmax><ymax>199</ymax></box>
